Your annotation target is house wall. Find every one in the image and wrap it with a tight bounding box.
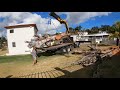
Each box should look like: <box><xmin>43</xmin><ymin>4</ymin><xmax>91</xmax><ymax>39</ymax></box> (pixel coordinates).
<box><xmin>71</xmin><ymin>35</ymin><xmax>89</xmax><ymax>42</ymax></box>
<box><xmin>71</xmin><ymin>34</ymin><xmax>109</xmax><ymax>44</ymax></box>
<box><xmin>95</xmin><ymin>37</ymin><xmax>103</xmax><ymax>44</ymax></box>
<box><xmin>7</xmin><ymin>26</ymin><xmax>36</xmax><ymax>55</ymax></box>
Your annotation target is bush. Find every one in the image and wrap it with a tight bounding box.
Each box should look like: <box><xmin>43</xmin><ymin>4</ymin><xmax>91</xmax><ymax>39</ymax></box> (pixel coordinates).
<box><xmin>1</xmin><ymin>47</ymin><xmax>7</xmax><ymax>51</ymax></box>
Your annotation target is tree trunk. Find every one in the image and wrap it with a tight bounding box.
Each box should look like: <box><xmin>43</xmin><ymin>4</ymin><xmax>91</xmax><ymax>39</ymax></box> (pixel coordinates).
<box><xmin>116</xmin><ymin>37</ymin><xmax>119</xmax><ymax>46</ymax></box>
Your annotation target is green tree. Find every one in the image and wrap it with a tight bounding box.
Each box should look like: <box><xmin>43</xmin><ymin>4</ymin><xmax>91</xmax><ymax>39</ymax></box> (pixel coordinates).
<box><xmin>90</xmin><ymin>26</ymin><xmax>99</xmax><ymax>34</ymax></box>
<box><xmin>109</xmin><ymin>21</ymin><xmax>120</xmax><ymax>46</ymax></box>
<box><xmin>85</xmin><ymin>29</ymin><xmax>91</xmax><ymax>34</ymax></box>
<box><xmin>69</xmin><ymin>27</ymin><xmax>74</xmax><ymax>34</ymax></box>
<box><xmin>100</xmin><ymin>25</ymin><xmax>114</xmax><ymax>33</ymax></box>
<box><xmin>0</xmin><ymin>36</ymin><xmax>7</xmax><ymax>49</ymax></box>
<box><xmin>74</xmin><ymin>25</ymin><xmax>82</xmax><ymax>34</ymax></box>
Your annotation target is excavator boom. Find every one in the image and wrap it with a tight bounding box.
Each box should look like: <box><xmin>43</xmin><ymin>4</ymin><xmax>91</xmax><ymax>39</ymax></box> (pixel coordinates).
<box><xmin>49</xmin><ymin>12</ymin><xmax>62</xmax><ymax>23</ymax></box>
<box><xmin>49</xmin><ymin>12</ymin><xmax>69</xmax><ymax>34</ymax></box>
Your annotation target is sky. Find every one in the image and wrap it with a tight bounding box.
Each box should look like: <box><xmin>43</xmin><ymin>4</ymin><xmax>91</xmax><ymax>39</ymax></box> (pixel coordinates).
<box><xmin>0</xmin><ymin>12</ymin><xmax>120</xmax><ymax>37</ymax></box>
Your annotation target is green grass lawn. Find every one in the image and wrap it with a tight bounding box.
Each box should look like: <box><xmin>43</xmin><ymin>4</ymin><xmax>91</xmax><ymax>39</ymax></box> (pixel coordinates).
<box><xmin>0</xmin><ymin>54</ymin><xmax>52</xmax><ymax>64</ymax></box>
<box><xmin>0</xmin><ymin>55</ymin><xmax>32</xmax><ymax>63</ymax></box>
<box><xmin>1</xmin><ymin>52</ymin><xmax>120</xmax><ymax>78</ymax></box>
<box><xmin>0</xmin><ymin>54</ymin><xmax>61</xmax><ymax>77</ymax></box>
<box><xmin>0</xmin><ymin>53</ymin><xmax>82</xmax><ymax>77</ymax></box>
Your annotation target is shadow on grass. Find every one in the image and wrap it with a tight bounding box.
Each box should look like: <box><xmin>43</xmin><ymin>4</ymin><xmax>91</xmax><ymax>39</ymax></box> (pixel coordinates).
<box><xmin>54</xmin><ymin>51</ymin><xmax>120</xmax><ymax>78</ymax></box>
<box><xmin>5</xmin><ymin>75</ymin><xmax>13</xmax><ymax>78</ymax></box>
<box><xmin>54</xmin><ymin>66</ymin><xmax>94</xmax><ymax>78</ymax></box>
<box><xmin>37</xmin><ymin>50</ymin><xmax>68</xmax><ymax>57</ymax></box>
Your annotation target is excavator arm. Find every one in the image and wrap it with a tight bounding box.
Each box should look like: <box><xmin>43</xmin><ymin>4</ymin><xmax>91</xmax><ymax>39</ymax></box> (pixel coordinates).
<box><xmin>49</xmin><ymin>12</ymin><xmax>69</xmax><ymax>34</ymax></box>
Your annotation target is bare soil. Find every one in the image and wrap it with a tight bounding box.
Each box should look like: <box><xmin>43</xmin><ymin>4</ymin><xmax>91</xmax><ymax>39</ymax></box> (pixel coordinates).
<box><xmin>0</xmin><ymin>54</ymin><xmax>82</xmax><ymax>77</ymax></box>
<box><xmin>0</xmin><ymin>44</ymin><xmax>114</xmax><ymax>78</ymax></box>
<box><xmin>0</xmin><ymin>49</ymin><xmax>8</xmax><ymax>56</ymax></box>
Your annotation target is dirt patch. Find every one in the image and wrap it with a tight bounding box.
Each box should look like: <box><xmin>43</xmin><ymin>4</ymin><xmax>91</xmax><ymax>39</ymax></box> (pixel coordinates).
<box><xmin>0</xmin><ymin>49</ymin><xmax>8</xmax><ymax>56</ymax></box>
<box><xmin>96</xmin><ymin>46</ymin><xmax>113</xmax><ymax>51</ymax></box>
<box><xmin>0</xmin><ymin>44</ymin><xmax>115</xmax><ymax>78</ymax></box>
<box><xmin>0</xmin><ymin>54</ymin><xmax>82</xmax><ymax>77</ymax></box>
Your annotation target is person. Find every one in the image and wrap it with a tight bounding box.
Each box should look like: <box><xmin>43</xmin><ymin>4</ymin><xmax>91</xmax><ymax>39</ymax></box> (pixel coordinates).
<box><xmin>31</xmin><ymin>46</ymin><xmax>38</xmax><ymax>65</ymax></box>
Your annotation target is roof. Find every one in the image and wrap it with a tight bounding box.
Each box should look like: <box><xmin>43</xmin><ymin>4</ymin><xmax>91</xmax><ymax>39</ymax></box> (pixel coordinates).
<box><xmin>71</xmin><ymin>33</ymin><xmax>109</xmax><ymax>37</ymax></box>
<box><xmin>4</xmin><ymin>24</ymin><xmax>38</xmax><ymax>31</ymax></box>
<box><xmin>88</xmin><ymin>33</ymin><xmax>109</xmax><ymax>36</ymax></box>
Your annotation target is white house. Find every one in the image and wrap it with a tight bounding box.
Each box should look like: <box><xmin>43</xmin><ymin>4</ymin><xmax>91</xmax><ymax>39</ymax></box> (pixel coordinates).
<box><xmin>5</xmin><ymin>24</ymin><xmax>38</xmax><ymax>55</ymax></box>
<box><xmin>71</xmin><ymin>32</ymin><xmax>89</xmax><ymax>42</ymax></box>
<box><xmin>71</xmin><ymin>31</ymin><xmax>109</xmax><ymax>44</ymax></box>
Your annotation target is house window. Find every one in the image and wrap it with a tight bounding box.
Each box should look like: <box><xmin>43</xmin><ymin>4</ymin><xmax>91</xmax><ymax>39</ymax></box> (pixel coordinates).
<box><xmin>10</xmin><ymin>30</ymin><xmax>14</xmax><ymax>33</ymax></box>
<box><xmin>12</xmin><ymin>42</ymin><xmax>16</xmax><ymax>47</ymax></box>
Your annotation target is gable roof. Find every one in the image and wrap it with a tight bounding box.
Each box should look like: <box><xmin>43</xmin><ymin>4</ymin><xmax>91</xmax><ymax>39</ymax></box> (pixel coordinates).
<box><xmin>4</xmin><ymin>24</ymin><xmax>38</xmax><ymax>31</ymax></box>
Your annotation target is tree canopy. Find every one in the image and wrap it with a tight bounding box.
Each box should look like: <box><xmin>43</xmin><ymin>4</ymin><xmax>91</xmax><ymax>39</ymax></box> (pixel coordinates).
<box><xmin>0</xmin><ymin>36</ymin><xmax>7</xmax><ymax>49</ymax></box>
<box><xmin>69</xmin><ymin>21</ymin><xmax>120</xmax><ymax>35</ymax></box>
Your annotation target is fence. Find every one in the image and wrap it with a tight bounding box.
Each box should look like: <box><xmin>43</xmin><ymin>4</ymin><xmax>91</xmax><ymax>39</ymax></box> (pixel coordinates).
<box><xmin>101</xmin><ymin>38</ymin><xmax>116</xmax><ymax>45</ymax></box>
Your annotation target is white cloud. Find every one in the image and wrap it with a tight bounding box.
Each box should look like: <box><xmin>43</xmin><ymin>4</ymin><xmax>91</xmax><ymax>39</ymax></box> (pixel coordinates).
<box><xmin>0</xmin><ymin>30</ymin><xmax>6</xmax><ymax>37</ymax></box>
<box><xmin>56</xmin><ymin>12</ymin><xmax>112</xmax><ymax>25</ymax></box>
<box><xmin>0</xmin><ymin>12</ymin><xmax>112</xmax><ymax>36</ymax></box>
<box><xmin>0</xmin><ymin>12</ymin><xmax>62</xmax><ymax>35</ymax></box>
<box><xmin>0</xmin><ymin>32</ymin><xmax>2</xmax><ymax>37</ymax></box>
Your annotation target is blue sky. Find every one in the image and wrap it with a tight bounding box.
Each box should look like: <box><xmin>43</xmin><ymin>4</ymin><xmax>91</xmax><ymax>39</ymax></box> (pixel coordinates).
<box><xmin>80</xmin><ymin>12</ymin><xmax>120</xmax><ymax>29</ymax></box>
<box><xmin>33</xmin><ymin>12</ymin><xmax>120</xmax><ymax>30</ymax></box>
<box><xmin>0</xmin><ymin>12</ymin><xmax>120</xmax><ymax>36</ymax></box>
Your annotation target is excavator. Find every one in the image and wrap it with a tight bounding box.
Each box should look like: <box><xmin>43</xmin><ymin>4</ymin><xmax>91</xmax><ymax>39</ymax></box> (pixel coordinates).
<box><xmin>39</xmin><ymin>12</ymin><xmax>75</xmax><ymax>54</ymax></box>
<box><xmin>49</xmin><ymin>12</ymin><xmax>73</xmax><ymax>43</ymax></box>
<box><xmin>27</xmin><ymin>12</ymin><xmax>75</xmax><ymax>54</ymax></box>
